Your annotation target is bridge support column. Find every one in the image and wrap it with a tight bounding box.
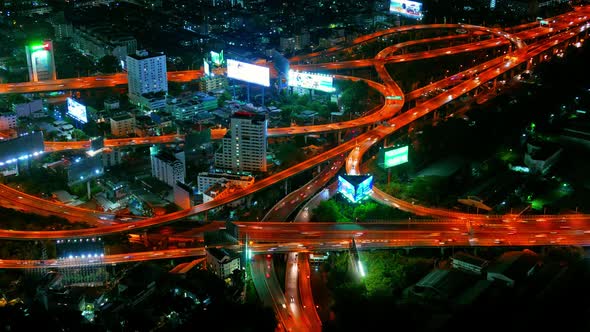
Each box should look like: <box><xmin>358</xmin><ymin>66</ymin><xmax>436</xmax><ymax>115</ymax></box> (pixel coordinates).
<box><xmin>284</xmin><ymin>180</ymin><xmax>289</xmax><ymax>196</ymax></box>
<box><xmin>304</xmin><ymin>135</ymin><xmax>308</xmax><ymax>145</ymax></box>
<box><xmin>317</xmin><ymin>164</ymin><xmax>321</xmax><ymax>173</ymax></box>
<box><xmin>142</xmin><ymin>231</ymin><xmax>149</xmax><ymax>247</ymax></box>
<box><xmin>87</xmin><ymin>181</ymin><xmax>91</xmax><ymax>200</ymax></box>
<box><xmin>337</xmin><ymin>130</ymin><xmax>343</xmax><ymax>144</ymax></box>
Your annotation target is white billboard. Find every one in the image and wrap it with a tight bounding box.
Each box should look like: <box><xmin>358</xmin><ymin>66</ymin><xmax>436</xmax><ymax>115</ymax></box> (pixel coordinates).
<box><xmin>203</xmin><ymin>59</ymin><xmax>210</xmax><ymax>76</ymax></box>
<box><xmin>227</xmin><ymin>59</ymin><xmax>270</xmax><ymax>87</ymax></box>
<box><xmin>67</xmin><ymin>97</ymin><xmax>88</xmax><ymax>124</ymax></box>
<box><xmin>390</xmin><ymin>0</ymin><xmax>424</xmax><ymax>19</ymax></box>
<box><xmin>288</xmin><ymin>70</ymin><xmax>335</xmax><ymax>93</ymax></box>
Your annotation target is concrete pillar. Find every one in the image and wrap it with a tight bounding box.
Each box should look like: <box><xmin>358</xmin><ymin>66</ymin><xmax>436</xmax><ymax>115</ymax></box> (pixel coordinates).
<box><xmin>337</xmin><ymin>130</ymin><xmax>343</xmax><ymax>144</ymax></box>
<box><xmin>87</xmin><ymin>180</ymin><xmax>91</xmax><ymax>200</ymax></box>
<box><xmin>317</xmin><ymin>164</ymin><xmax>321</xmax><ymax>173</ymax></box>
<box><xmin>143</xmin><ymin>231</ymin><xmax>149</xmax><ymax>247</ymax></box>
<box><xmin>284</xmin><ymin>180</ymin><xmax>289</xmax><ymax>195</ymax></box>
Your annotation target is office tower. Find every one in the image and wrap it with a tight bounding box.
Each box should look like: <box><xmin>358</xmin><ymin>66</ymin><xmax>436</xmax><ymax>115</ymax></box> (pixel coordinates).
<box><xmin>214</xmin><ymin>111</ymin><xmax>267</xmax><ymax>172</ymax></box>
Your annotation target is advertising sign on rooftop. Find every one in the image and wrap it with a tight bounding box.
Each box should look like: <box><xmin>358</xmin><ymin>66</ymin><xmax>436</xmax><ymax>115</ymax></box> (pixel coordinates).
<box><xmin>389</xmin><ymin>0</ymin><xmax>424</xmax><ymax>19</ymax></box>
<box><xmin>227</xmin><ymin>59</ymin><xmax>270</xmax><ymax>87</ymax></box>
<box><xmin>288</xmin><ymin>70</ymin><xmax>335</xmax><ymax>93</ymax></box>
<box><xmin>67</xmin><ymin>98</ymin><xmax>88</xmax><ymax>124</ymax></box>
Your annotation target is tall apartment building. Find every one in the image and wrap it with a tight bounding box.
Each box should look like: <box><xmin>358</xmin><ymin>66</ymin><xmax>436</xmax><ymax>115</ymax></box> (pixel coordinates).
<box><xmin>126</xmin><ymin>50</ymin><xmax>168</xmax><ymax>109</ymax></box>
<box><xmin>110</xmin><ymin>113</ymin><xmax>135</xmax><ymax>137</ymax></box>
<box><xmin>150</xmin><ymin>146</ymin><xmax>186</xmax><ymax>187</ymax></box>
<box><xmin>214</xmin><ymin>111</ymin><xmax>267</xmax><ymax>172</ymax></box>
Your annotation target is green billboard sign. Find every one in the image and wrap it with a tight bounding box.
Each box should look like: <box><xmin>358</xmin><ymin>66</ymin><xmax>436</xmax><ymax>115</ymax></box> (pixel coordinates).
<box><xmin>383</xmin><ymin>145</ymin><xmax>408</xmax><ymax>168</ymax></box>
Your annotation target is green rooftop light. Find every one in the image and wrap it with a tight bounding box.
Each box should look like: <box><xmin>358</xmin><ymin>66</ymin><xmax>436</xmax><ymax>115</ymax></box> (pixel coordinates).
<box><xmin>29</xmin><ymin>42</ymin><xmax>50</xmax><ymax>51</ymax></box>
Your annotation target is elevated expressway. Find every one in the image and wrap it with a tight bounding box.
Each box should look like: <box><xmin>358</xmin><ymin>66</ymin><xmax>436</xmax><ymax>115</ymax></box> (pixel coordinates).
<box><xmin>0</xmin><ymin>8</ymin><xmax>587</xmax><ymax>239</ymax></box>
<box><xmin>0</xmin><ymin>70</ymin><xmax>201</xmax><ymax>95</ymax></box>
<box><xmin>2</xmin><ymin>215</ymin><xmax>590</xmax><ymax>269</ymax></box>
<box><xmin>0</xmin><ymin>8</ymin><xmax>588</xmax><ymax>240</ymax></box>
<box><xmin>345</xmin><ymin>14</ymin><xmax>590</xmax><ymax>220</ymax></box>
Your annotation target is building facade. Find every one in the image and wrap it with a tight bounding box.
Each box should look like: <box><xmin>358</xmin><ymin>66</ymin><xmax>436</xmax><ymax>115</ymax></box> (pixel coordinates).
<box><xmin>126</xmin><ymin>50</ymin><xmax>168</xmax><ymax>108</ymax></box>
<box><xmin>110</xmin><ymin>113</ymin><xmax>136</xmax><ymax>137</ymax></box>
<box><xmin>0</xmin><ymin>111</ymin><xmax>18</xmax><ymax>131</ymax></box>
<box><xmin>25</xmin><ymin>40</ymin><xmax>56</xmax><ymax>82</ymax></box>
<box><xmin>197</xmin><ymin>171</ymin><xmax>254</xmax><ymax>194</ymax></box>
<box><xmin>214</xmin><ymin>112</ymin><xmax>267</xmax><ymax>172</ymax></box>
<box><xmin>206</xmin><ymin>248</ymin><xmax>241</xmax><ymax>280</ymax></box>
<box><xmin>150</xmin><ymin>147</ymin><xmax>185</xmax><ymax>187</ymax></box>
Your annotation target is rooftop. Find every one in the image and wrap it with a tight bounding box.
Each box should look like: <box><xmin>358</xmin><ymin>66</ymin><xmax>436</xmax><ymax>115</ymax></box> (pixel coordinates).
<box><xmin>232</xmin><ymin>111</ymin><xmax>266</xmax><ymax>123</ymax></box>
<box><xmin>128</xmin><ymin>50</ymin><xmax>165</xmax><ymax>60</ymax></box>
<box><xmin>452</xmin><ymin>252</ymin><xmax>489</xmax><ymax>268</ymax></box>
<box><xmin>488</xmin><ymin>249</ymin><xmax>539</xmax><ymax>280</ymax></box>
<box><xmin>207</xmin><ymin>247</ymin><xmax>239</xmax><ymax>262</ymax></box>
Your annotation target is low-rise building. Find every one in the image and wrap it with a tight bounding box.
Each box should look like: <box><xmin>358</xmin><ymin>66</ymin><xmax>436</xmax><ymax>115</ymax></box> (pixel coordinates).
<box><xmin>206</xmin><ymin>248</ymin><xmax>240</xmax><ymax>280</ymax></box>
<box><xmin>0</xmin><ymin>111</ymin><xmax>17</xmax><ymax>131</ymax></box>
<box><xmin>451</xmin><ymin>252</ymin><xmax>489</xmax><ymax>275</ymax></box>
<box><xmin>202</xmin><ymin>182</ymin><xmax>245</xmax><ymax>207</ymax></box>
<box><xmin>110</xmin><ymin>113</ymin><xmax>135</xmax><ymax>137</ymax></box>
<box><xmin>524</xmin><ymin>140</ymin><xmax>562</xmax><ymax>175</ymax></box>
<box><xmin>173</xmin><ymin>181</ymin><xmax>196</xmax><ymax>210</ymax></box>
<box><xmin>199</xmin><ymin>75</ymin><xmax>227</xmax><ymax>93</ymax></box>
<box><xmin>101</xmin><ymin>148</ymin><xmax>123</xmax><ymax>168</ymax></box>
<box><xmin>197</xmin><ymin>171</ymin><xmax>254</xmax><ymax>194</ymax></box>
<box><xmin>487</xmin><ymin>250</ymin><xmax>539</xmax><ymax>287</ymax></box>
<box><xmin>12</xmin><ymin>98</ymin><xmax>43</xmax><ymax>118</ymax></box>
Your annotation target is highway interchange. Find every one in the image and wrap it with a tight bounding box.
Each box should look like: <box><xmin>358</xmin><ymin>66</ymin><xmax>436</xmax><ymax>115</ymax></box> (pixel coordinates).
<box><xmin>1</xmin><ymin>6</ymin><xmax>590</xmax><ymax>331</ymax></box>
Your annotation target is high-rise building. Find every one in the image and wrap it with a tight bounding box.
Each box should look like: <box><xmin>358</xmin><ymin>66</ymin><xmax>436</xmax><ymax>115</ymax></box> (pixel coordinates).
<box><xmin>25</xmin><ymin>40</ymin><xmax>57</xmax><ymax>81</ymax></box>
<box><xmin>126</xmin><ymin>50</ymin><xmax>168</xmax><ymax>108</ymax></box>
<box><xmin>150</xmin><ymin>146</ymin><xmax>186</xmax><ymax>187</ymax></box>
<box><xmin>214</xmin><ymin>111</ymin><xmax>267</xmax><ymax>172</ymax></box>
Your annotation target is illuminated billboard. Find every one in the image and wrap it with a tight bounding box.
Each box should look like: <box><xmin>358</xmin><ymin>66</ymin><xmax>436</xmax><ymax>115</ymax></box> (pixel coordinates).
<box><xmin>210</xmin><ymin>50</ymin><xmax>224</xmax><ymax>66</ymax></box>
<box><xmin>382</xmin><ymin>145</ymin><xmax>409</xmax><ymax>168</ymax></box>
<box><xmin>67</xmin><ymin>98</ymin><xmax>88</xmax><ymax>124</ymax></box>
<box><xmin>25</xmin><ymin>40</ymin><xmax>56</xmax><ymax>81</ymax></box>
<box><xmin>338</xmin><ymin>175</ymin><xmax>356</xmax><ymax>202</ymax></box>
<box><xmin>288</xmin><ymin>70</ymin><xmax>335</xmax><ymax>93</ymax></box>
<box><xmin>227</xmin><ymin>59</ymin><xmax>270</xmax><ymax>87</ymax></box>
<box><xmin>389</xmin><ymin>0</ymin><xmax>424</xmax><ymax>19</ymax></box>
<box><xmin>203</xmin><ymin>59</ymin><xmax>210</xmax><ymax>76</ymax></box>
<box><xmin>338</xmin><ymin>175</ymin><xmax>374</xmax><ymax>203</ymax></box>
